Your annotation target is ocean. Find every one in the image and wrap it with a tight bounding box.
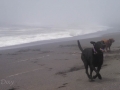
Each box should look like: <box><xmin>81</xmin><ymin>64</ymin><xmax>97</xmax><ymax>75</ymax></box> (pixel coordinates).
<box><xmin>0</xmin><ymin>26</ymin><xmax>110</xmax><ymax>48</ymax></box>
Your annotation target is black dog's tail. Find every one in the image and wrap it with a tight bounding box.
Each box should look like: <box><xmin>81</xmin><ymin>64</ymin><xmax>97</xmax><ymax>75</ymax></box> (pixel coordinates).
<box><xmin>77</xmin><ymin>40</ymin><xmax>83</xmax><ymax>52</ymax></box>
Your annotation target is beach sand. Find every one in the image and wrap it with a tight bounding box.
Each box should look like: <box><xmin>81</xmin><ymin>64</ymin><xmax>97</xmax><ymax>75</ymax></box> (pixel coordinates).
<box><xmin>0</xmin><ymin>32</ymin><xmax>120</xmax><ymax>90</ymax></box>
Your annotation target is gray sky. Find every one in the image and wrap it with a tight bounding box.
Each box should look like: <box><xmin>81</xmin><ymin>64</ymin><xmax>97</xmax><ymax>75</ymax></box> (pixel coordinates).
<box><xmin>0</xmin><ymin>0</ymin><xmax>120</xmax><ymax>27</ymax></box>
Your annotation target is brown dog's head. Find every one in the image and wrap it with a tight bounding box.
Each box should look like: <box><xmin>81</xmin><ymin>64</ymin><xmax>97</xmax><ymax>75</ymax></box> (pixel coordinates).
<box><xmin>109</xmin><ymin>38</ymin><xmax>115</xmax><ymax>43</ymax></box>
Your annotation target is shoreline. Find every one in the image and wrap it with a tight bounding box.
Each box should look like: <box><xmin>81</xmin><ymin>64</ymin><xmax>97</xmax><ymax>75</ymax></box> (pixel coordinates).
<box><xmin>1</xmin><ymin>29</ymin><xmax>119</xmax><ymax>50</ymax></box>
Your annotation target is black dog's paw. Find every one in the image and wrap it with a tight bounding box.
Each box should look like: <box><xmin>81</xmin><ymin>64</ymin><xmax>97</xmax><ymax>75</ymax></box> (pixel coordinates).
<box><xmin>93</xmin><ymin>75</ymin><xmax>97</xmax><ymax>79</ymax></box>
<box><xmin>98</xmin><ymin>74</ymin><xmax>102</xmax><ymax>80</ymax></box>
<box><xmin>89</xmin><ymin>76</ymin><xmax>95</xmax><ymax>82</ymax></box>
<box><xmin>89</xmin><ymin>79</ymin><xmax>94</xmax><ymax>82</ymax></box>
<box><xmin>88</xmin><ymin>75</ymin><xmax>91</xmax><ymax>79</ymax></box>
<box><xmin>93</xmin><ymin>74</ymin><xmax>102</xmax><ymax>80</ymax></box>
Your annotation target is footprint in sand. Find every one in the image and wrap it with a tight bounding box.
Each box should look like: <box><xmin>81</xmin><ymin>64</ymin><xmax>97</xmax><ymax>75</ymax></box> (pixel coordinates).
<box><xmin>32</xmin><ymin>61</ymin><xmax>38</xmax><ymax>63</ymax></box>
<box><xmin>8</xmin><ymin>88</ymin><xmax>16</xmax><ymax>90</ymax></box>
<box><xmin>38</xmin><ymin>64</ymin><xmax>45</xmax><ymax>66</ymax></box>
<box><xmin>103</xmin><ymin>64</ymin><xmax>108</xmax><ymax>67</ymax></box>
<box><xmin>8</xmin><ymin>86</ymin><xmax>19</xmax><ymax>90</ymax></box>
<box><xmin>8</xmin><ymin>86</ymin><xmax>20</xmax><ymax>90</ymax></box>
<box><xmin>48</xmin><ymin>68</ymin><xmax>53</xmax><ymax>71</ymax></box>
<box><xmin>76</xmin><ymin>79</ymin><xmax>81</xmax><ymax>81</ymax></box>
<box><xmin>58</xmin><ymin>83</ymin><xmax>68</xmax><ymax>89</ymax></box>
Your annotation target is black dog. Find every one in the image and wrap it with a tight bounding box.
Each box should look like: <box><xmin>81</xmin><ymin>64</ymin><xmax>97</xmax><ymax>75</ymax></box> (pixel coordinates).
<box><xmin>77</xmin><ymin>40</ymin><xmax>105</xmax><ymax>81</ymax></box>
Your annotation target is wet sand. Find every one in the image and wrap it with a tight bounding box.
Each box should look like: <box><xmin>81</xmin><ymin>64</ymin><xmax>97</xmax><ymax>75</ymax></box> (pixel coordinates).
<box><xmin>0</xmin><ymin>32</ymin><xmax>120</xmax><ymax>90</ymax></box>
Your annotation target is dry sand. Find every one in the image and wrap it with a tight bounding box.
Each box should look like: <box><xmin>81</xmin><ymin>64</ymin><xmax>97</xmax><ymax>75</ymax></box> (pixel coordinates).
<box><xmin>0</xmin><ymin>32</ymin><xmax>120</xmax><ymax>90</ymax></box>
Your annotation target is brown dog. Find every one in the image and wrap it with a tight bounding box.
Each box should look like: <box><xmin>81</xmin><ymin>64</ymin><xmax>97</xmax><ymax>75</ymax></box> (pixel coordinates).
<box><xmin>101</xmin><ymin>38</ymin><xmax>115</xmax><ymax>51</ymax></box>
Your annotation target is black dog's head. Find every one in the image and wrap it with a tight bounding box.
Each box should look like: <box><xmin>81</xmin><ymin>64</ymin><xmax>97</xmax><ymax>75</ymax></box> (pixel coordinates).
<box><xmin>90</xmin><ymin>41</ymin><xmax>106</xmax><ymax>53</ymax></box>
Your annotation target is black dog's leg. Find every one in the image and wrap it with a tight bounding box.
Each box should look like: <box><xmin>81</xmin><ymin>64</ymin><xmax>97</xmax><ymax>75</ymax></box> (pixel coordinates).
<box><xmin>82</xmin><ymin>55</ymin><xmax>91</xmax><ymax>79</ymax></box>
<box><xmin>89</xmin><ymin>66</ymin><xmax>94</xmax><ymax>81</ymax></box>
<box><xmin>84</xmin><ymin>64</ymin><xmax>91</xmax><ymax>79</ymax></box>
<box><xmin>93</xmin><ymin>67</ymin><xmax>102</xmax><ymax>79</ymax></box>
<box><xmin>83</xmin><ymin>62</ymin><xmax>91</xmax><ymax>79</ymax></box>
<box><xmin>97</xmin><ymin>67</ymin><xmax>102</xmax><ymax>79</ymax></box>
<box><xmin>91</xmin><ymin>65</ymin><xmax>101</xmax><ymax>79</ymax></box>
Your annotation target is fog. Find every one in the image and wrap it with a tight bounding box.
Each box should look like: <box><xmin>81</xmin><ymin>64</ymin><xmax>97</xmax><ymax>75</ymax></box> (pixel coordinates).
<box><xmin>0</xmin><ymin>0</ymin><xmax>120</xmax><ymax>27</ymax></box>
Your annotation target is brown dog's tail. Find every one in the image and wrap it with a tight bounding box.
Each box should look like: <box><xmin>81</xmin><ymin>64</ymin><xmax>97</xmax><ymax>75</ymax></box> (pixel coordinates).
<box><xmin>77</xmin><ymin>40</ymin><xmax>83</xmax><ymax>52</ymax></box>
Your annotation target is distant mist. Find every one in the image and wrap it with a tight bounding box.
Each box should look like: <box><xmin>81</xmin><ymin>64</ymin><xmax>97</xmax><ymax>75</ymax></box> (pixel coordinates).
<box><xmin>0</xmin><ymin>0</ymin><xmax>120</xmax><ymax>28</ymax></box>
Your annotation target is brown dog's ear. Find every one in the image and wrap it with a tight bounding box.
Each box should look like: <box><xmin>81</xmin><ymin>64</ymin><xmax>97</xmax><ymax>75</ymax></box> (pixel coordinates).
<box><xmin>112</xmin><ymin>39</ymin><xmax>115</xmax><ymax>42</ymax></box>
<box><xmin>109</xmin><ymin>38</ymin><xmax>115</xmax><ymax>42</ymax></box>
<box><xmin>90</xmin><ymin>41</ymin><xmax>96</xmax><ymax>45</ymax></box>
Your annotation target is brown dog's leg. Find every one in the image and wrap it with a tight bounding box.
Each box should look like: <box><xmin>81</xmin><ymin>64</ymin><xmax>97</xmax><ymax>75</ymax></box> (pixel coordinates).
<box><xmin>106</xmin><ymin>47</ymin><xmax>108</xmax><ymax>52</ymax></box>
<box><xmin>109</xmin><ymin>46</ymin><xmax>111</xmax><ymax>51</ymax></box>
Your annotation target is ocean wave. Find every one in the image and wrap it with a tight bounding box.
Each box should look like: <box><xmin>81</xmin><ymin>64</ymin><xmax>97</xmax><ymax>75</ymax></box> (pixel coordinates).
<box><xmin>0</xmin><ymin>26</ymin><xmax>110</xmax><ymax>47</ymax></box>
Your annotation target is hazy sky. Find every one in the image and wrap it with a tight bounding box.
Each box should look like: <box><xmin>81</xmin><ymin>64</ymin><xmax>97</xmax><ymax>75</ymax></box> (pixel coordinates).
<box><xmin>0</xmin><ymin>0</ymin><xmax>120</xmax><ymax>27</ymax></box>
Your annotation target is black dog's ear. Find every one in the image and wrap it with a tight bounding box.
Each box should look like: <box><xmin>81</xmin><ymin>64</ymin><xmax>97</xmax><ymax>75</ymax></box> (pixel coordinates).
<box><xmin>101</xmin><ymin>41</ymin><xmax>105</xmax><ymax>44</ymax></box>
<box><xmin>90</xmin><ymin>41</ymin><xmax>96</xmax><ymax>45</ymax></box>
